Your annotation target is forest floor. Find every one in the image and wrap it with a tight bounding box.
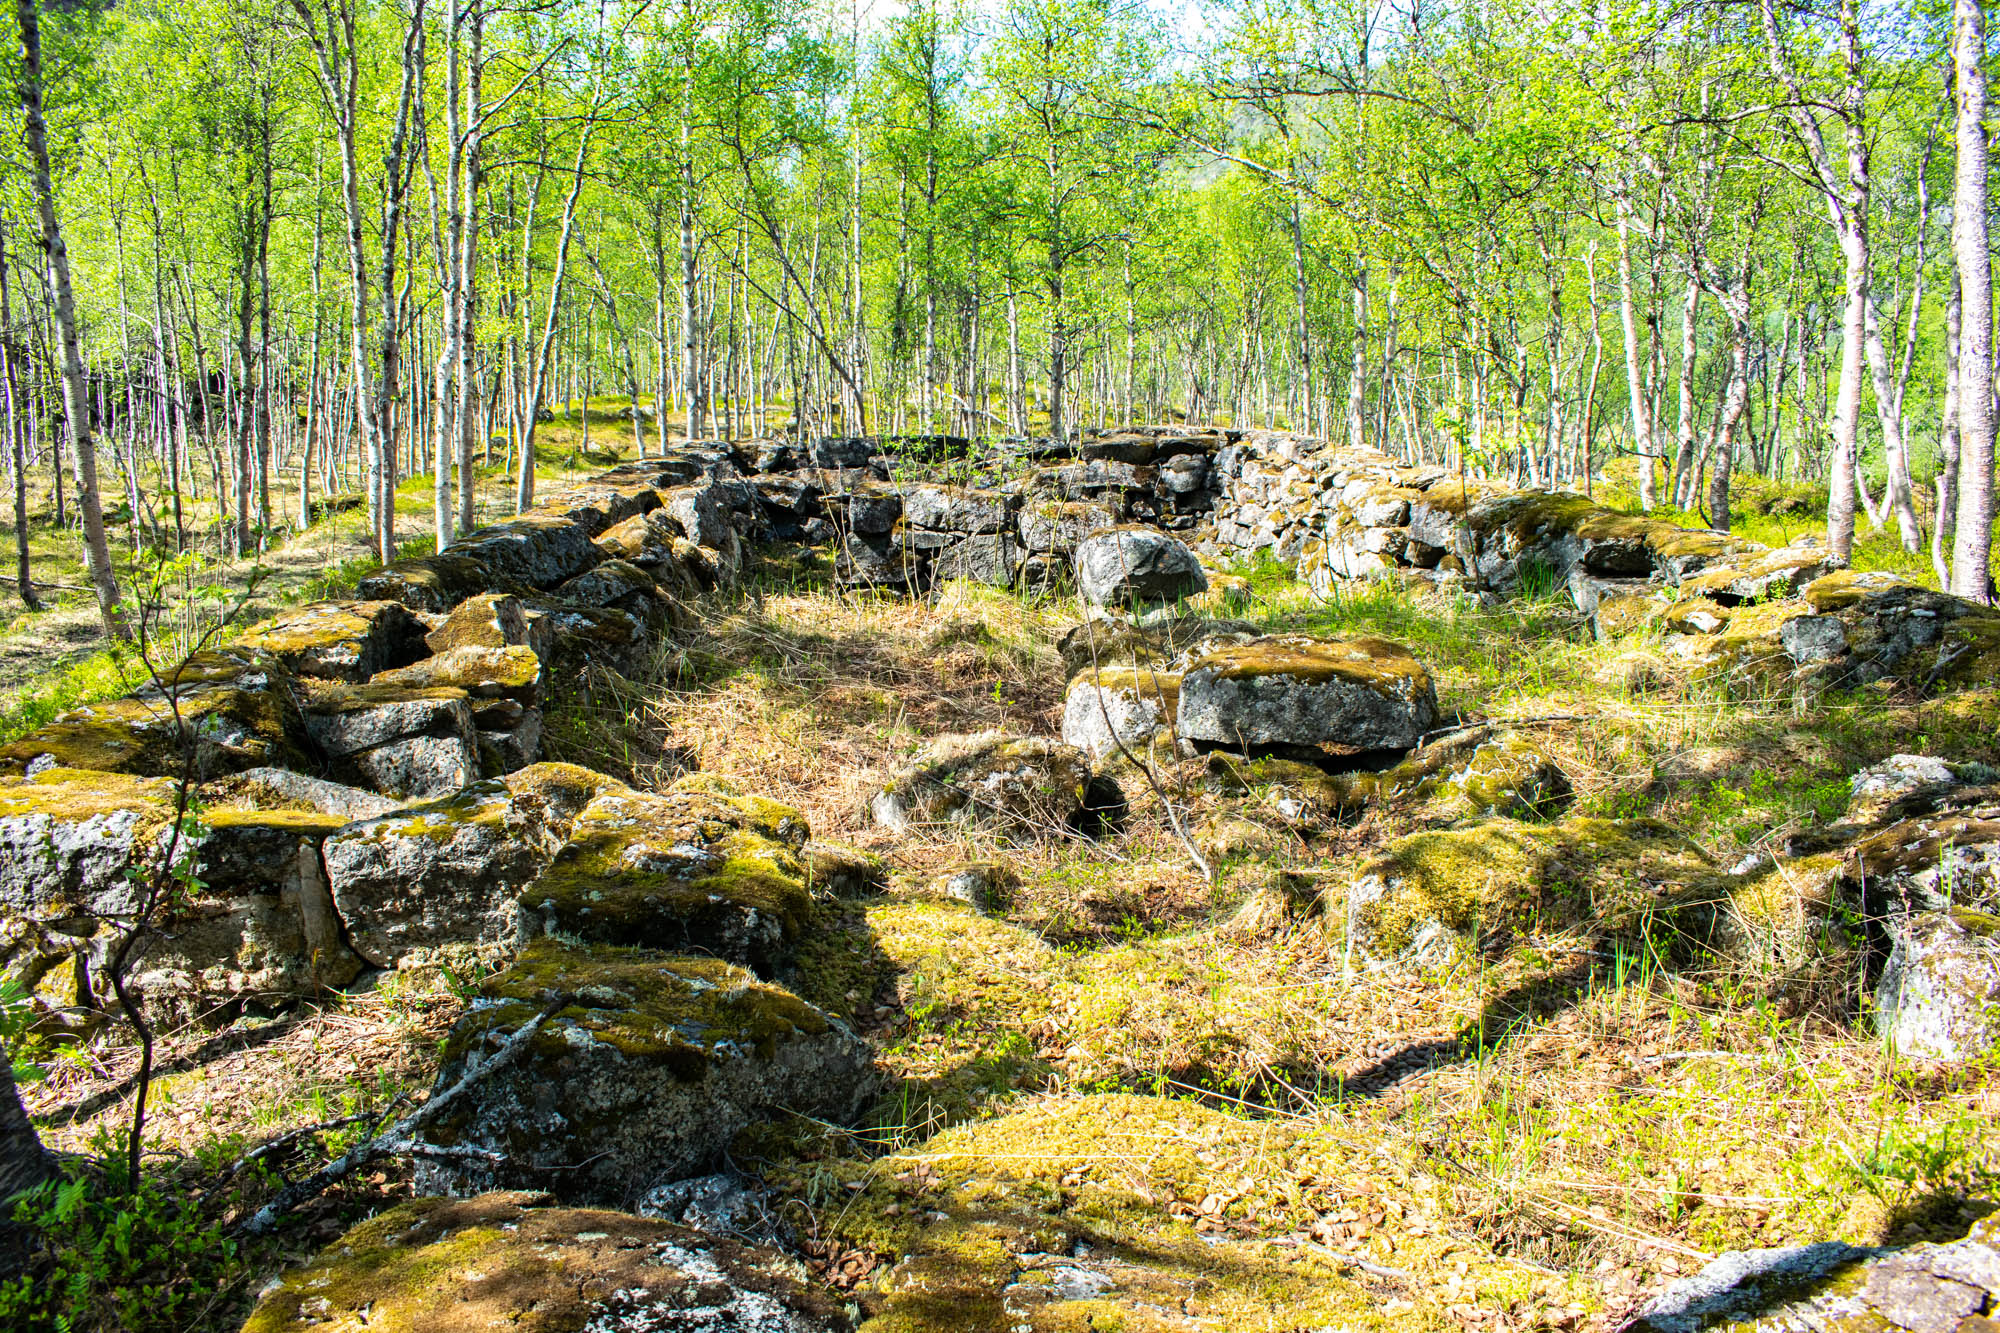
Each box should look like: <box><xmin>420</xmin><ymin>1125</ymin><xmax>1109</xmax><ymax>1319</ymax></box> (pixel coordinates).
<box><xmin>19</xmin><ymin>539</ymin><xmax>2000</xmax><ymax>1331</ymax></box>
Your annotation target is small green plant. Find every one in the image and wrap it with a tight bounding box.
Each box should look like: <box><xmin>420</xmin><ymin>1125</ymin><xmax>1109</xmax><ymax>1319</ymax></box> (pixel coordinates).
<box><xmin>0</xmin><ymin>1156</ymin><xmax>245</xmax><ymax>1333</ymax></box>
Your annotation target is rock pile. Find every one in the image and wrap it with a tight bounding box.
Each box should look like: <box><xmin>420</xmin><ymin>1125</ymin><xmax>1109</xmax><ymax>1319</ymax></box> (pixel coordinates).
<box><xmin>5</xmin><ymin>424</ymin><xmax>1997</xmax><ymax>1331</ymax></box>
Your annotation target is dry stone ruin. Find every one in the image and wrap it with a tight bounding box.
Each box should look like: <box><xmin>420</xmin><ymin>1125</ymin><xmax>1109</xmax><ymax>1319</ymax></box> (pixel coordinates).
<box><xmin>4</xmin><ymin>424</ymin><xmax>1998</xmax><ymax>1331</ymax></box>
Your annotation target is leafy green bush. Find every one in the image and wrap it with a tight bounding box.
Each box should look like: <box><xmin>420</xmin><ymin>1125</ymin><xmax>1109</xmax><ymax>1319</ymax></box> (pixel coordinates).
<box><xmin>0</xmin><ymin>1159</ymin><xmax>245</xmax><ymax>1333</ymax></box>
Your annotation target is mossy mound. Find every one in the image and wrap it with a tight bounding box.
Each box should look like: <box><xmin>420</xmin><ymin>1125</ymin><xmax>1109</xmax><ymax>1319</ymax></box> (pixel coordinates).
<box><xmin>773</xmin><ymin>1093</ymin><xmax>1517</xmax><ymax>1332</ymax></box>
<box><xmin>522</xmin><ymin>784</ymin><xmax>814</xmax><ymax>975</ymax></box>
<box><xmin>1341</xmin><ymin>815</ymin><xmax>1723</xmax><ymax>957</ymax></box>
<box><xmin>801</xmin><ymin>839</ymin><xmax>888</xmax><ymax>898</ymax></box>
<box><xmin>412</xmin><ymin>940</ymin><xmax>873</xmax><ymax>1201</ymax></box>
<box><xmin>1329</xmin><ymin>727</ymin><xmax>1571</xmax><ymax>821</ymax></box>
<box><xmin>241</xmin><ymin>1191</ymin><xmax>851</xmax><ymax>1333</ymax></box>
<box><xmin>869</xmin><ymin>731</ymin><xmax>1093</xmax><ymax>838</ymax></box>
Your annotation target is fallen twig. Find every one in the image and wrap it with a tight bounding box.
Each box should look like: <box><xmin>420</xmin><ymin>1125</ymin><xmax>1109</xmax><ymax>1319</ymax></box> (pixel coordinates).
<box><xmin>221</xmin><ymin>1098</ymin><xmax>409</xmax><ymax>1184</ymax></box>
<box><xmin>237</xmin><ymin>992</ymin><xmax>570</xmax><ymax>1235</ymax></box>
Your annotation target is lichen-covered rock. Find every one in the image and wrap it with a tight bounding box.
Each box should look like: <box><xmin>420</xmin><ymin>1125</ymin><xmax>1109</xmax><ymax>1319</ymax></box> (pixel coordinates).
<box><xmin>321</xmin><ymin>764</ymin><xmax>619</xmax><ymax>968</ymax></box>
<box><xmin>370</xmin><ymin>643</ymin><xmax>543</xmax><ymax>705</ymax></box>
<box><xmin>932</xmin><ymin>532</ymin><xmax>1023</xmax><ymax>587</ymax></box>
<box><xmin>237</xmin><ymin>600</ymin><xmax>429</xmax><ymax>683</ymax></box>
<box><xmin>662</xmin><ymin>483</ymin><xmax>744</xmax><ymax>563</ymax></box>
<box><xmin>1629</xmin><ymin>1217</ymin><xmax>1999</xmax><ymax>1333</ymax></box>
<box><xmin>552</xmin><ymin>557</ymin><xmax>674</xmax><ymax>619</ymax></box>
<box><xmin>203</xmin><ymin>766</ymin><xmax>402</xmax><ymax>820</ymax></box>
<box><xmin>452</xmin><ymin>510</ymin><xmax>604</xmax><ymax>589</ymax></box>
<box><xmin>0</xmin><ymin>649</ymin><xmax>312</xmax><ymax>781</ymax></box>
<box><xmin>410</xmin><ymin>941</ymin><xmax>873</xmax><ymax>1202</ymax></box>
<box><xmin>1176</xmin><ymin>635</ymin><xmax>1439</xmax><ymax>755</ymax></box>
<box><xmin>1339</xmin><ymin>815</ymin><xmax>1721</xmax><ymax>959</ymax></box>
<box><xmin>835</xmin><ymin>533</ymin><xmax>918</xmax><ymax>590</ymax></box>
<box><xmin>1019</xmin><ymin>500</ymin><xmax>1117</xmax><ymax>553</ymax></box>
<box><xmin>1845</xmin><ymin>754</ymin><xmax>1993</xmax><ymax>824</ymax></box>
<box><xmin>1073</xmin><ymin>526</ymin><xmax>1207</xmax><ymax>609</ymax></box>
<box><xmin>801</xmin><ymin>840</ymin><xmax>886</xmax><ymax>898</ymax></box>
<box><xmin>0</xmin><ymin>768</ymin><xmax>174</xmax><ymax>921</ymax></box>
<box><xmin>1848</xmin><ymin>812</ymin><xmax>2000</xmax><ymax>917</ymax></box>
<box><xmin>126</xmin><ymin>806</ymin><xmax>365</xmax><ymax>1023</ymax></box>
<box><xmin>1779</xmin><ymin>612</ymin><xmax>1849</xmax><ymax>663</ymax></box>
<box><xmin>523</xmin><ymin>599</ymin><xmax>650</xmax><ymax>678</ymax></box>
<box><xmin>930</xmin><ymin>860</ymin><xmax>1018</xmax><ymax>912</ymax></box>
<box><xmin>870</xmin><ymin>732</ymin><xmax>1092</xmax><ymax>837</ymax></box>
<box><xmin>1676</xmin><ymin>539</ymin><xmax>1838</xmax><ymax>603</ymax></box>
<box><xmin>1061</xmin><ymin>668</ymin><xmax>1179</xmax><ymax>761</ymax></box>
<box><xmin>1327</xmin><ymin>727</ymin><xmax>1571</xmax><ymax>820</ymax></box>
<box><xmin>358</xmin><ymin>552</ymin><xmax>506</xmax><ymax>612</ymax></box>
<box><xmin>302</xmin><ymin>684</ymin><xmax>481</xmax><ymax>798</ymax></box>
<box><xmin>1876</xmin><ymin>910</ymin><xmax>2000</xmax><ymax>1062</ymax></box>
<box><xmin>539</xmin><ymin>476</ymin><xmax>664</xmax><ymax>536</ymax></box>
<box><xmin>240</xmin><ymin>1191</ymin><xmax>852</xmax><ymax>1333</ymax></box>
<box><xmin>1055</xmin><ymin>616</ymin><xmax>1260</xmax><ymax>680</ymax></box>
<box><xmin>519</xmin><ymin>783</ymin><xmax>814</xmax><ymax>977</ymax></box>
<box><xmin>903</xmin><ymin>483</ymin><xmax>1011</xmax><ymax>534</ymax></box>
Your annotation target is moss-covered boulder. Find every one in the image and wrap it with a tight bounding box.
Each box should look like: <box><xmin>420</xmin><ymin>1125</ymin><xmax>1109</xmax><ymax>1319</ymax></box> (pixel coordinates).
<box><xmin>357</xmin><ymin>552</ymin><xmax>506</xmax><ymax>613</ymax></box>
<box><xmin>0</xmin><ymin>768</ymin><xmax>374</xmax><ymax>1025</ymax></box>
<box><xmin>1073</xmin><ymin>526</ymin><xmax>1207</xmax><ymax>610</ymax></box>
<box><xmin>870</xmin><ymin>732</ymin><xmax>1092</xmax><ymax>838</ymax></box>
<box><xmin>451</xmin><ymin>509</ymin><xmax>603</xmax><ymax>589</ymax></box>
<box><xmin>410</xmin><ymin>941</ymin><xmax>873</xmax><ymax>1202</ymax></box>
<box><xmin>0</xmin><ymin>649</ymin><xmax>312</xmax><ymax>781</ymax></box>
<box><xmin>125</xmin><ymin>805</ymin><xmax>367</xmax><ymax>1024</ymax></box>
<box><xmin>1055</xmin><ymin>616</ymin><xmax>1259</xmax><ymax>681</ymax></box>
<box><xmin>1874</xmin><ymin>910</ymin><xmax>2000</xmax><ymax>1062</ymax></box>
<box><xmin>552</xmin><ymin>557</ymin><xmax>677</xmax><ymax>622</ymax></box>
<box><xmin>321</xmin><ymin>763</ymin><xmax>620</xmax><ymax>968</ymax></box>
<box><xmin>520</xmin><ymin>782</ymin><xmax>815</xmax><ymax>977</ymax></box>
<box><xmin>0</xmin><ymin>768</ymin><xmax>175</xmax><ymax>921</ymax></box>
<box><xmin>201</xmin><ymin>765</ymin><xmax>402</xmax><ymax>820</ymax></box>
<box><xmin>1676</xmin><ymin>540</ymin><xmax>1838</xmax><ymax>603</ymax></box>
<box><xmin>370</xmin><ymin>643</ymin><xmax>542</xmax><ymax>704</ymax></box>
<box><xmin>424</xmin><ymin>590</ymin><xmax>539</xmax><ymax>656</ymax></box>
<box><xmin>237</xmin><ymin>599</ymin><xmax>429</xmax><ymax>683</ymax></box>
<box><xmin>1176</xmin><ymin>634</ymin><xmax>1440</xmax><ymax>755</ymax></box>
<box><xmin>240</xmin><ymin>1191</ymin><xmax>852</xmax><ymax>1333</ymax></box>
<box><xmin>1340</xmin><ymin>815</ymin><xmax>1722</xmax><ymax>958</ymax></box>
<box><xmin>1060</xmin><ymin>667</ymin><xmax>1180</xmax><ymax>761</ymax></box>
<box><xmin>301</xmin><ymin>683</ymin><xmax>481</xmax><ymax>798</ymax></box>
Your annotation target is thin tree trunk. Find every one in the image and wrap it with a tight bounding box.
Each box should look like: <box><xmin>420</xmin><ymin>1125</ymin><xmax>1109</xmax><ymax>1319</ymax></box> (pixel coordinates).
<box><xmin>0</xmin><ymin>229</ymin><xmax>37</xmax><ymax>609</ymax></box>
<box><xmin>1951</xmin><ymin>0</ymin><xmax>1995</xmax><ymax>601</ymax></box>
<box><xmin>16</xmin><ymin>0</ymin><xmax>122</xmax><ymax>636</ymax></box>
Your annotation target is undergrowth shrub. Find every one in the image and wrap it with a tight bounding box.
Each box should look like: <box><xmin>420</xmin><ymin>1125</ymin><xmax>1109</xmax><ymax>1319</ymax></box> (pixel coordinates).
<box><xmin>1</xmin><ymin>1156</ymin><xmax>245</xmax><ymax>1333</ymax></box>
